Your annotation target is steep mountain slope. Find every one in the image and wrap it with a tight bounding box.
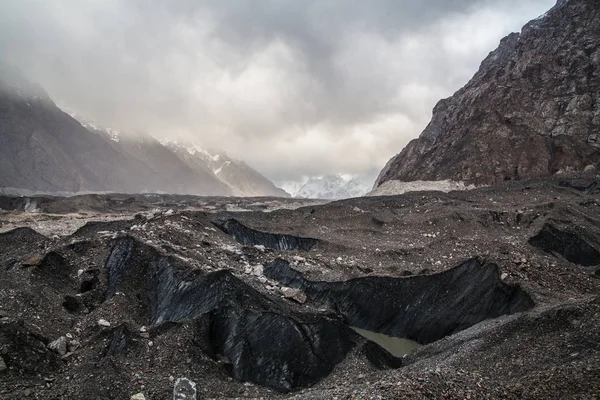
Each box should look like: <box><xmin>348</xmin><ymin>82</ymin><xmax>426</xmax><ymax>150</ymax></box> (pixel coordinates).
<box><xmin>84</xmin><ymin>130</ymin><xmax>232</xmax><ymax>196</ymax></box>
<box><xmin>164</xmin><ymin>141</ymin><xmax>290</xmax><ymax>197</ymax></box>
<box><xmin>376</xmin><ymin>0</ymin><xmax>600</xmax><ymax>188</ymax></box>
<box><xmin>294</xmin><ymin>175</ymin><xmax>372</xmax><ymax>199</ymax></box>
<box><xmin>0</xmin><ymin>65</ymin><xmax>145</xmax><ymax>193</ymax></box>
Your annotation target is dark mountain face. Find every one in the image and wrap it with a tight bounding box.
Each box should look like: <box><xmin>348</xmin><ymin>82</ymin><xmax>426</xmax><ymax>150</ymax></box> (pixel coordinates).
<box><xmin>376</xmin><ymin>0</ymin><xmax>600</xmax><ymax>188</ymax></box>
<box><xmin>0</xmin><ymin>76</ymin><xmax>139</xmax><ymax>193</ymax></box>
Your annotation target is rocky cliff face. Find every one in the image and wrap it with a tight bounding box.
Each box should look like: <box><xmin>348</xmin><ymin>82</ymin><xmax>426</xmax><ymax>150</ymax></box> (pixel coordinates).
<box><xmin>376</xmin><ymin>0</ymin><xmax>600</xmax><ymax>188</ymax></box>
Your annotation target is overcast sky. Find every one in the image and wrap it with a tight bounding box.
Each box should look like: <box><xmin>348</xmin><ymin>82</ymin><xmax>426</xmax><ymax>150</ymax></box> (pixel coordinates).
<box><xmin>0</xmin><ymin>0</ymin><xmax>555</xmax><ymax>185</ymax></box>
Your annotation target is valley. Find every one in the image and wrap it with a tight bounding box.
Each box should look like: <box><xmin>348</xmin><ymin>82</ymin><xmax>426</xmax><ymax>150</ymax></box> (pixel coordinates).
<box><xmin>0</xmin><ymin>176</ymin><xmax>598</xmax><ymax>399</ymax></box>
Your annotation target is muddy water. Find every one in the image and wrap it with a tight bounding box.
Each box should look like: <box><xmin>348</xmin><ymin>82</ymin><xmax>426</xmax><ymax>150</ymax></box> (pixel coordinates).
<box><xmin>352</xmin><ymin>327</ymin><xmax>421</xmax><ymax>357</ymax></box>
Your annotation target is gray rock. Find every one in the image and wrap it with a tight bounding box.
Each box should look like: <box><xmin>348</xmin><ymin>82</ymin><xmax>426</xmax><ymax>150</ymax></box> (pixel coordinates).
<box><xmin>281</xmin><ymin>287</ymin><xmax>307</xmax><ymax>304</ymax></box>
<box><xmin>48</xmin><ymin>336</ymin><xmax>68</xmax><ymax>356</ymax></box>
<box><xmin>67</xmin><ymin>340</ymin><xmax>81</xmax><ymax>352</ymax></box>
<box><xmin>173</xmin><ymin>377</ymin><xmax>196</xmax><ymax>400</ymax></box>
<box><xmin>0</xmin><ymin>355</ymin><xmax>7</xmax><ymax>373</ymax></box>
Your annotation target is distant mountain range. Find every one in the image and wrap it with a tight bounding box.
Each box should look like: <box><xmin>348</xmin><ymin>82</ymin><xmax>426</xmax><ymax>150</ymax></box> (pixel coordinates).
<box><xmin>0</xmin><ymin>66</ymin><xmax>289</xmax><ymax>197</ymax></box>
<box><xmin>290</xmin><ymin>174</ymin><xmax>373</xmax><ymax>199</ymax></box>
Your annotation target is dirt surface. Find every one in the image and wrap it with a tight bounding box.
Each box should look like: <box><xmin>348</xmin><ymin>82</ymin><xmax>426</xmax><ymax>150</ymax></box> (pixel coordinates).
<box><xmin>0</xmin><ymin>177</ymin><xmax>599</xmax><ymax>399</ymax></box>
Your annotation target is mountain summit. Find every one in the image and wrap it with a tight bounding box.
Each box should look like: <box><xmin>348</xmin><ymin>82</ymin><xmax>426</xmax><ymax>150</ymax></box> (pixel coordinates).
<box><xmin>375</xmin><ymin>0</ymin><xmax>600</xmax><ymax>189</ymax></box>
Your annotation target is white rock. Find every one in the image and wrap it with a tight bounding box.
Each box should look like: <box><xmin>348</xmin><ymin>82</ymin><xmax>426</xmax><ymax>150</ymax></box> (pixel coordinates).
<box><xmin>253</xmin><ymin>245</ymin><xmax>266</xmax><ymax>252</ymax></box>
<box><xmin>164</xmin><ymin>209</ymin><xmax>174</xmax><ymax>216</ymax></box>
<box><xmin>500</xmin><ymin>273</ymin><xmax>508</xmax><ymax>281</ymax></box>
<box><xmin>252</xmin><ymin>265</ymin><xmax>263</xmax><ymax>276</ymax></box>
<box><xmin>97</xmin><ymin>319</ymin><xmax>111</xmax><ymax>327</ymax></box>
<box><xmin>130</xmin><ymin>393</ymin><xmax>146</xmax><ymax>400</ymax></box>
<box><xmin>173</xmin><ymin>377</ymin><xmax>197</xmax><ymax>400</ymax></box>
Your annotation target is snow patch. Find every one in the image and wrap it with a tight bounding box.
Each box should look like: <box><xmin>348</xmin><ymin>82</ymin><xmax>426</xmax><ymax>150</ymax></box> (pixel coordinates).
<box><xmin>293</xmin><ymin>174</ymin><xmax>373</xmax><ymax>199</ymax></box>
<box><xmin>368</xmin><ymin>180</ymin><xmax>477</xmax><ymax>196</ymax></box>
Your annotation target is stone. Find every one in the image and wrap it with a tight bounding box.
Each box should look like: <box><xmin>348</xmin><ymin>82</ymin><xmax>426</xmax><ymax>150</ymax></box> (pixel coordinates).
<box><xmin>98</xmin><ymin>319</ymin><xmax>111</xmax><ymax>327</ymax></box>
<box><xmin>280</xmin><ymin>287</ymin><xmax>307</xmax><ymax>304</ymax></box>
<box><xmin>173</xmin><ymin>377</ymin><xmax>197</xmax><ymax>400</ymax></box>
<box><xmin>0</xmin><ymin>355</ymin><xmax>7</xmax><ymax>373</ymax></box>
<box><xmin>48</xmin><ymin>336</ymin><xmax>68</xmax><ymax>356</ymax></box>
<box><xmin>130</xmin><ymin>394</ymin><xmax>146</xmax><ymax>400</ymax></box>
<box><xmin>500</xmin><ymin>273</ymin><xmax>508</xmax><ymax>281</ymax></box>
<box><xmin>252</xmin><ymin>264</ymin><xmax>263</xmax><ymax>276</ymax></box>
<box><xmin>68</xmin><ymin>340</ymin><xmax>81</xmax><ymax>352</ymax></box>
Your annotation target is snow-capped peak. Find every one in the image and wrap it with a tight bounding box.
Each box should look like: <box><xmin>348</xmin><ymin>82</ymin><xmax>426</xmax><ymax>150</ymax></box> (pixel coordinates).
<box><xmin>292</xmin><ymin>174</ymin><xmax>374</xmax><ymax>199</ymax></box>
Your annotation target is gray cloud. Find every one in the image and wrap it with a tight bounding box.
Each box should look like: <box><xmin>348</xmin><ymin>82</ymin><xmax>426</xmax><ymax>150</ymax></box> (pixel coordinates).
<box><xmin>0</xmin><ymin>0</ymin><xmax>555</xmax><ymax>183</ymax></box>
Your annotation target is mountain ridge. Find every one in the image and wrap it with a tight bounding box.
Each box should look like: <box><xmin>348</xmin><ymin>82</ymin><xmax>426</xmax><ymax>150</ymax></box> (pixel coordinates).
<box><xmin>0</xmin><ymin>69</ymin><xmax>288</xmax><ymax>197</ymax></box>
<box><xmin>376</xmin><ymin>0</ymin><xmax>600</xmax><ymax>188</ymax></box>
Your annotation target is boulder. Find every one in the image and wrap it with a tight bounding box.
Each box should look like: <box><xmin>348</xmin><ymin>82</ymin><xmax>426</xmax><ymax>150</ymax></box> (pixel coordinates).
<box><xmin>48</xmin><ymin>336</ymin><xmax>68</xmax><ymax>356</ymax></box>
<box><xmin>173</xmin><ymin>377</ymin><xmax>196</xmax><ymax>400</ymax></box>
<box><xmin>280</xmin><ymin>287</ymin><xmax>307</xmax><ymax>304</ymax></box>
